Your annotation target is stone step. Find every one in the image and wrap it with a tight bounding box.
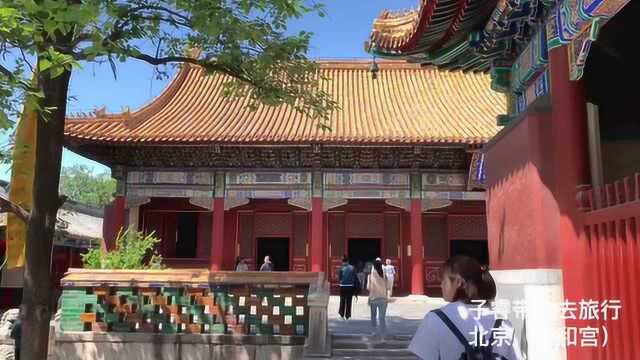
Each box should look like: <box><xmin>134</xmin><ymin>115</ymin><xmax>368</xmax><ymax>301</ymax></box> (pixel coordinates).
<box><xmin>329</xmin><ymin>333</ymin><xmax>416</xmax><ymax>359</ymax></box>
<box><xmin>306</xmin><ymin>357</ymin><xmax>418</xmax><ymax>360</ymax></box>
<box><xmin>332</xmin><ymin>348</ymin><xmax>416</xmax><ymax>357</ymax></box>
<box><xmin>331</xmin><ymin>338</ymin><xmax>411</xmax><ymax>349</ymax></box>
<box><xmin>331</xmin><ymin>333</ymin><xmax>413</xmax><ymax>342</ymax></box>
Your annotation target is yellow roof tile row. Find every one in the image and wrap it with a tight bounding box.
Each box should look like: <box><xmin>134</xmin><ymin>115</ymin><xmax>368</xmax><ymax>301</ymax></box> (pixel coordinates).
<box><xmin>64</xmin><ymin>60</ymin><xmax>505</xmax><ymax>145</ymax></box>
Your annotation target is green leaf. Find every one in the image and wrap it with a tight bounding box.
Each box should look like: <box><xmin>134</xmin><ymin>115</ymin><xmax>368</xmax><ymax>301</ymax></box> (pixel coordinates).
<box><xmin>0</xmin><ymin>111</ymin><xmax>10</xmax><ymax>130</ymax></box>
<box><xmin>38</xmin><ymin>58</ymin><xmax>53</xmax><ymax>72</ymax></box>
<box><xmin>49</xmin><ymin>66</ymin><xmax>65</xmax><ymax>79</ymax></box>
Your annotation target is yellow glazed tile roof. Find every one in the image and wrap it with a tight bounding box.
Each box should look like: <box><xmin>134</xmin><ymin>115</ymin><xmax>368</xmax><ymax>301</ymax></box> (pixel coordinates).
<box><xmin>65</xmin><ymin>60</ymin><xmax>505</xmax><ymax>145</ymax></box>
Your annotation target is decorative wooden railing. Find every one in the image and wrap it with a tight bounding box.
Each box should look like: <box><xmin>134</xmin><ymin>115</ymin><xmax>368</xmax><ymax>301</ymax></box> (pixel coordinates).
<box><xmin>575</xmin><ymin>173</ymin><xmax>640</xmax><ymax>359</ymax></box>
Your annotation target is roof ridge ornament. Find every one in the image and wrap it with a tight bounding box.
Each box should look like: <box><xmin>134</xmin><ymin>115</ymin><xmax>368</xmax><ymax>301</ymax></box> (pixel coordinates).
<box><xmin>369</xmin><ymin>56</ymin><xmax>379</xmax><ymax>80</ymax></box>
<box><xmin>93</xmin><ymin>106</ymin><xmax>107</xmax><ymax>117</ymax></box>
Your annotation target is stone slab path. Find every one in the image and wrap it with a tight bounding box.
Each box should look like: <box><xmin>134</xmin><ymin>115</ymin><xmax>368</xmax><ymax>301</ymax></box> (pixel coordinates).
<box><xmin>327</xmin><ymin>295</ymin><xmax>446</xmax><ymax>336</ymax></box>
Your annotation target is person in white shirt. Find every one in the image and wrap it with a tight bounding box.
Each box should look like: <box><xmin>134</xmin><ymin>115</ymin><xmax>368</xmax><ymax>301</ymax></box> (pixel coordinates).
<box><xmin>367</xmin><ymin>259</ymin><xmax>390</xmax><ymax>337</ymax></box>
<box><xmin>382</xmin><ymin>258</ymin><xmax>396</xmax><ymax>297</ymax></box>
<box><xmin>408</xmin><ymin>256</ymin><xmax>523</xmax><ymax>360</ymax></box>
<box><xmin>259</xmin><ymin>255</ymin><xmax>273</xmax><ymax>271</ymax></box>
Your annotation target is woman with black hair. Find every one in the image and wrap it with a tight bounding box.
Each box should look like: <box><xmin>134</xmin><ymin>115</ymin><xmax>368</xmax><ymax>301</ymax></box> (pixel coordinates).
<box><xmin>367</xmin><ymin>258</ymin><xmax>390</xmax><ymax>337</ymax></box>
<box><xmin>408</xmin><ymin>256</ymin><xmax>522</xmax><ymax>359</ymax></box>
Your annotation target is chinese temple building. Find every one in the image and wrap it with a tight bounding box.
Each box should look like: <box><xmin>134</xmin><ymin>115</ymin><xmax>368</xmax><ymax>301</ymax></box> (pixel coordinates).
<box><xmin>63</xmin><ymin>60</ymin><xmax>504</xmax><ymax>296</ymax></box>
<box><xmin>0</xmin><ymin>196</ymin><xmax>103</xmax><ymax>309</ymax></box>
<box><xmin>368</xmin><ymin>0</ymin><xmax>639</xmax><ymax>359</ymax></box>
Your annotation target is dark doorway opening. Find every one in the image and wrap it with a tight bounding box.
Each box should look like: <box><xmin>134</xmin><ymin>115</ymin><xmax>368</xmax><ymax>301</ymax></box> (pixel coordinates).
<box><xmin>450</xmin><ymin>240</ymin><xmax>489</xmax><ymax>266</ymax></box>
<box><xmin>348</xmin><ymin>238</ymin><xmax>381</xmax><ymax>268</ymax></box>
<box><xmin>175</xmin><ymin>213</ymin><xmax>198</xmax><ymax>258</ymax></box>
<box><xmin>257</xmin><ymin>238</ymin><xmax>290</xmax><ymax>271</ymax></box>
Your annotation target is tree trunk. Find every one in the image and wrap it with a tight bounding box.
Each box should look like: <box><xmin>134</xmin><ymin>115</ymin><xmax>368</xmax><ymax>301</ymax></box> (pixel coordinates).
<box><xmin>20</xmin><ymin>68</ymin><xmax>72</xmax><ymax>360</ymax></box>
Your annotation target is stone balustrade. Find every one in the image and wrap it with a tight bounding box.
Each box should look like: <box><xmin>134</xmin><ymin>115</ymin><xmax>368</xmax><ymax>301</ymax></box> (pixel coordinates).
<box><xmin>54</xmin><ymin>269</ymin><xmax>330</xmax><ymax>360</ymax></box>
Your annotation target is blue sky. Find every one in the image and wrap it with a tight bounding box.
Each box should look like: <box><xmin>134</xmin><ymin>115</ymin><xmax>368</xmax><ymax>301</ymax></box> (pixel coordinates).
<box><xmin>0</xmin><ymin>0</ymin><xmax>417</xmax><ymax>181</ymax></box>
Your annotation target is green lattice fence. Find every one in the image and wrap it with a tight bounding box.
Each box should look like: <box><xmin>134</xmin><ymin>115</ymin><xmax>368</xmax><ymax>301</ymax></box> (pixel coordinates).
<box><xmin>60</xmin><ymin>285</ymin><xmax>309</xmax><ymax>336</ymax></box>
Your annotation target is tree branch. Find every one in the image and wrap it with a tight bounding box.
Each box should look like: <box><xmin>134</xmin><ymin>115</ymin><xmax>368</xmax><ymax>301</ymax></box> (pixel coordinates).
<box><xmin>0</xmin><ymin>63</ymin><xmax>15</xmax><ymax>80</ymax></box>
<box><xmin>0</xmin><ymin>193</ymin><xmax>30</xmax><ymax>223</ymax></box>
<box><xmin>125</xmin><ymin>5</ymin><xmax>194</xmax><ymax>24</ymax></box>
<box><xmin>130</xmin><ymin>53</ymin><xmax>254</xmax><ymax>84</ymax></box>
<box><xmin>19</xmin><ymin>48</ymin><xmax>34</xmax><ymax>73</ymax></box>
<box><xmin>0</xmin><ymin>63</ymin><xmax>35</xmax><ymax>92</ymax></box>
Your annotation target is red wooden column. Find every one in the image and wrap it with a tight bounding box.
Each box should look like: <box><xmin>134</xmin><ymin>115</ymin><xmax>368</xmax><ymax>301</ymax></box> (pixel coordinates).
<box><xmin>210</xmin><ymin>172</ymin><xmax>225</xmax><ymax>271</ymax></box>
<box><xmin>549</xmin><ymin>46</ymin><xmax>591</xmax><ymax>359</ymax></box>
<box><xmin>108</xmin><ymin>195</ymin><xmax>126</xmax><ymax>250</ymax></box>
<box><xmin>410</xmin><ymin>173</ymin><xmax>424</xmax><ymax>295</ymax></box>
<box><xmin>310</xmin><ymin>172</ymin><xmax>324</xmax><ymax>272</ymax></box>
<box><xmin>311</xmin><ymin>198</ymin><xmax>323</xmax><ymax>272</ymax></box>
<box><xmin>106</xmin><ymin>168</ymin><xmax>127</xmax><ymax>250</ymax></box>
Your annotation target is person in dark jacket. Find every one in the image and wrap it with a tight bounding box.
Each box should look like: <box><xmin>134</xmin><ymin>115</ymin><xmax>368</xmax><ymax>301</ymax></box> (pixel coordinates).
<box><xmin>337</xmin><ymin>256</ymin><xmax>357</xmax><ymax>320</ymax></box>
<box><xmin>10</xmin><ymin>317</ymin><xmax>21</xmax><ymax>360</ymax></box>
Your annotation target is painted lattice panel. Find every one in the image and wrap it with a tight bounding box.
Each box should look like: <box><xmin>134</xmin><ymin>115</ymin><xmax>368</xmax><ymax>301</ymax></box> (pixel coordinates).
<box><xmin>447</xmin><ymin>215</ymin><xmax>487</xmax><ymax>240</ymax></box>
<box><xmin>293</xmin><ymin>213</ymin><xmax>308</xmax><ymax>257</ymax></box>
<box><xmin>384</xmin><ymin>213</ymin><xmax>400</xmax><ymax>257</ymax></box>
<box><xmin>346</xmin><ymin>213</ymin><xmax>383</xmax><ymax>238</ymax></box>
<box><xmin>328</xmin><ymin>213</ymin><xmax>345</xmax><ymax>257</ymax></box>
<box><xmin>60</xmin><ymin>285</ymin><xmax>309</xmax><ymax>336</ymax></box>
<box><xmin>254</xmin><ymin>213</ymin><xmax>292</xmax><ymax>237</ymax></box>
<box><xmin>424</xmin><ymin>215</ymin><xmax>448</xmax><ymax>260</ymax></box>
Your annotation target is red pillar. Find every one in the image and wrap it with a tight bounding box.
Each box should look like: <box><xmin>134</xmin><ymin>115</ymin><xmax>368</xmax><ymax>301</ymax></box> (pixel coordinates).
<box><xmin>549</xmin><ymin>47</ymin><xmax>590</xmax><ymax>359</ymax></box>
<box><xmin>310</xmin><ymin>197</ymin><xmax>324</xmax><ymax>272</ymax></box>
<box><xmin>210</xmin><ymin>197</ymin><xmax>225</xmax><ymax>271</ymax></box>
<box><xmin>410</xmin><ymin>199</ymin><xmax>424</xmax><ymax>295</ymax></box>
<box><xmin>107</xmin><ymin>196</ymin><xmax>126</xmax><ymax>250</ymax></box>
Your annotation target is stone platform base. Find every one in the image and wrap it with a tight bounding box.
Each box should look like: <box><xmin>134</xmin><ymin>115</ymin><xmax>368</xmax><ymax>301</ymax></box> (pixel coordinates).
<box><xmin>55</xmin><ymin>333</ymin><xmax>306</xmax><ymax>360</ymax></box>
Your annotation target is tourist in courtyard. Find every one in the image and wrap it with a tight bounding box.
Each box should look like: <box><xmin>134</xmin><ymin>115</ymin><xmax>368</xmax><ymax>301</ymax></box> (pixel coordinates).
<box><xmin>367</xmin><ymin>259</ymin><xmax>390</xmax><ymax>337</ymax></box>
<box><xmin>383</xmin><ymin>258</ymin><xmax>396</xmax><ymax>297</ymax></box>
<box><xmin>408</xmin><ymin>256</ymin><xmax>522</xmax><ymax>360</ymax></box>
<box><xmin>363</xmin><ymin>260</ymin><xmax>373</xmax><ymax>290</ymax></box>
<box><xmin>337</xmin><ymin>255</ymin><xmax>357</xmax><ymax>320</ymax></box>
<box><xmin>356</xmin><ymin>260</ymin><xmax>365</xmax><ymax>293</ymax></box>
<box><xmin>235</xmin><ymin>257</ymin><xmax>249</xmax><ymax>271</ymax></box>
<box><xmin>259</xmin><ymin>256</ymin><xmax>273</xmax><ymax>271</ymax></box>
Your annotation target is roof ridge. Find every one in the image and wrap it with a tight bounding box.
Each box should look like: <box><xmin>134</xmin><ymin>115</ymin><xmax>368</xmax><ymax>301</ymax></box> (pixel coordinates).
<box><xmin>317</xmin><ymin>59</ymin><xmax>424</xmax><ymax>70</ymax></box>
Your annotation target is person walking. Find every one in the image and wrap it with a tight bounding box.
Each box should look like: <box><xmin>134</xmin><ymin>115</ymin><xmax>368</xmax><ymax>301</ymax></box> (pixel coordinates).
<box><xmin>356</xmin><ymin>260</ymin><xmax>365</xmax><ymax>293</ymax></box>
<box><xmin>383</xmin><ymin>258</ymin><xmax>396</xmax><ymax>297</ymax></box>
<box><xmin>235</xmin><ymin>257</ymin><xmax>249</xmax><ymax>271</ymax></box>
<box><xmin>259</xmin><ymin>255</ymin><xmax>273</xmax><ymax>271</ymax></box>
<box><xmin>367</xmin><ymin>259</ymin><xmax>390</xmax><ymax>337</ymax></box>
<box><xmin>363</xmin><ymin>260</ymin><xmax>373</xmax><ymax>291</ymax></box>
<box><xmin>408</xmin><ymin>256</ymin><xmax>523</xmax><ymax>360</ymax></box>
<box><xmin>337</xmin><ymin>256</ymin><xmax>357</xmax><ymax>320</ymax></box>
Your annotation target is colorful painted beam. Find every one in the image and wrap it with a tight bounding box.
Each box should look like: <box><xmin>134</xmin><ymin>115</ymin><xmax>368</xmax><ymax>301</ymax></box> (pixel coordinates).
<box><xmin>546</xmin><ymin>0</ymin><xmax>630</xmax><ymax>79</ymax></box>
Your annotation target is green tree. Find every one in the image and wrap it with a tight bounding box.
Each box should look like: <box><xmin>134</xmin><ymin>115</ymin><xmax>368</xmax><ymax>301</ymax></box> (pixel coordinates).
<box><xmin>59</xmin><ymin>165</ymin><xmax>115</xmax><ymax>206</ymax></box>
<box><xmin>82</xmin><ymin>228</ymin><xmax>163</xmax><ymax>270</ymax></box>
<box><xmin>0</xmin><ymin>130</ymin><xmax>11</xmax><ymax>166</ymax></box>
<box><xmin>0</xmin><ymin>1</ymin><xmax>337</xmax><ymax>358</ymax></box>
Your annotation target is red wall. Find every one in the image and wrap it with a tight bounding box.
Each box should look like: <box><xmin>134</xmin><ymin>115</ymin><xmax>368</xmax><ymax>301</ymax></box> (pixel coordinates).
<box><xmin>486</xmin><ymin>112</ymin><xmax>562</xmax><ymax>269</ymax></box>
<box><xmin>486</xmin><ymin>48</ymin><xmax>590</xmax><ymax>274</ymax></box>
